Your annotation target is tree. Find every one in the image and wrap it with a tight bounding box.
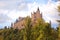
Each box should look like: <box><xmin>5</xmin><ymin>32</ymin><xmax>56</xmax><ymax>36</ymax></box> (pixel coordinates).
<box><xmin>36</xmin><ymin>19</ymin><xmax>52</xmax><ymax>40</ymax></box>
<box><xmin>24</xmin><ymin>16</ymin><xmax>32</xmax><ymax>40</ymax></box>
<box><xmin>57</xmin><ymin>4</ymin><xmax>60</xmax><ymax>40</ymax></box>
<box><xmin>57</xmin><ymin>5</ymin><xmax>60</xmax><ymax>12</ymax></box>
<box><xmin>57</xmin><ymin>5</ymin><xmax>60</xmax><ymax>16</ymax></box>
<box><xmin>57</xmin><ymin>26</ymin><xmax>60</xmax><ymax>40</ymax></box>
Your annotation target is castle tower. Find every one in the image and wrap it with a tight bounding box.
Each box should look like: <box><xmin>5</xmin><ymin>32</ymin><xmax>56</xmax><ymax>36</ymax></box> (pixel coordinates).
<box><xmin>31</xmin><ymin>7</ymin><xmax>42</xmax><ymax>25</ymax></box>
<box><xmin>12</xmin><ymin>7</ymin><xmax>43</xmax><ymax>29</ymax></box>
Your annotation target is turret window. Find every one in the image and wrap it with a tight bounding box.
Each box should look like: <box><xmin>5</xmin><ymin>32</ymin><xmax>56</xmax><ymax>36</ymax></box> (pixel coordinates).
<box><xmin>34</xmin><ymin>16</ymin><xmax>36</xmax><ymax>18</ymax></box>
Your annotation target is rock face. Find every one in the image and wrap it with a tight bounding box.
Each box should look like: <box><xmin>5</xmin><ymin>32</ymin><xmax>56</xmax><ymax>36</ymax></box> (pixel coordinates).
<box><xmin>12</xmin><ymin>8</ymin><xmax>42</xmax><ymax>29</ymax></box>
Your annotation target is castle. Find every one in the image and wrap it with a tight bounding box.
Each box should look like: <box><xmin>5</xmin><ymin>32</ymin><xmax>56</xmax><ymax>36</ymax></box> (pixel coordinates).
<box><xmin>11</xmin><ymin>8</ymin><xmax>43</xmax><ymax>29</ymax></box>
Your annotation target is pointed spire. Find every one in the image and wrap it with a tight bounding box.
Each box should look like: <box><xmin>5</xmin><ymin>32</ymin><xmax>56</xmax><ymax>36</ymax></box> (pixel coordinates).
<box><xmin>37</xmin><ymin>7</ymin><xmax>39</xmax><ymax>11</ymax></box>
<box><xmin>37</xmin><ymin>7</ymin><xmax>40</xmax><ymax>12</ymax></box>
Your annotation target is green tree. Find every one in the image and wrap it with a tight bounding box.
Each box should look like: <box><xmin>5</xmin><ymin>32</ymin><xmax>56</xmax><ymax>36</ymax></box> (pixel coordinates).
<box><xmin>57</xmin><ymin>5</ymin><xmax>60</xmax><ymax>16</ymax></box>
<box><xmin>57</xmin><ymin>5</ymin><xmax>60</xmax><ymax>12</ymax></box>
<box><xmin>36</xmin><ymin>19</ymin><xmax>52</xmax><ymax>40</ymax></box>
<box><xmin>24</xmin><ymin>16</ymin><xmax>32</xmax><ymax>40</ymax></box>
<box><xmin>57</xmin><ymin>26</ymin><xmax>60</xmax><ymax>40</ymax></box>
<box><xmin>57</xmin><ymin>4</ymin><xmax>60</xmax><ymax>40</ymax></box>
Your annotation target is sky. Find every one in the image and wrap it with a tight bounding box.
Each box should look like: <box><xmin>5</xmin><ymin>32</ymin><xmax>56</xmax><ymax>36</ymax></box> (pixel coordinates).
<box><xmin>0</xmin><ymin>0</ymin><xmax>60</xmax><ymax>28</ymax></box>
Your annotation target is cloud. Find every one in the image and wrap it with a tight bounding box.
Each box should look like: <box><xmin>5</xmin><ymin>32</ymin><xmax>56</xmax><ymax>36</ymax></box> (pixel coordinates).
<box><xmin>0</xmin><ymin>0</ymin><xmax>20</xmax><ymax>10</ymax></box>
<box><xmin>0</xmin><ymin>14</ymin><xmax>12</xmax><ymax>23</ymax></box>
<box><xmin>0</xmin><ymin>1</ymin><xmax>16</xmax><ymax>10</ymax></box>
<box><xmin>57</xmin><ymin>0</ymin><xmax>60</xmax><ymax>1</ymax></box>
<box><xmin>42</xmin><ymin>0</ymin><xmax>60</xmax><ymax>27</ymax></box>
<box><xmin>8</xmin><ymin>0</ymin><xmax>60</xmax><ymax>25</ymax></box>
<box><xmin>25</xmin><ymin>0</ymin><xmax>60</xmax><ymax>27</ymax></box>
<box><xmin>17</xmin><ymin>3</ymin><xmax>28</xmax><ymax>11</ymax></box>
<box><xmin>0</xmin><ymin>0</ymin><xmax>60</xmax><ymax>28</ymax></box>
<box><xmin>0</xmin><ymin>2</ymin><xmax>6</xmax><ymax>7</ymax></box>
<box><xmin>44</xmin><ymin>1</ymin><xmax>60</xmax><ymax>20</ymax></box>
<box><xmin>0</xmin><ymin>0</ymin><xmax>30</xmax><ymax>10</ymax></box>
<box><xmin>0</xmin><ymin>13</ymin><xmax>12</xmax><ymax>28</ymax></box>
<box><xmin>0</xmin><ymin>9</ymin><xmax>8</xmax><ymax>14</ymax></box>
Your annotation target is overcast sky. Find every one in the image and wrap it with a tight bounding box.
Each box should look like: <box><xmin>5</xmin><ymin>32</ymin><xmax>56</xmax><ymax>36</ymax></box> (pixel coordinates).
<box><xmin>0</xmin><ymin>0</ymin><xmax>60</xmax><ymax>28</ymax></box>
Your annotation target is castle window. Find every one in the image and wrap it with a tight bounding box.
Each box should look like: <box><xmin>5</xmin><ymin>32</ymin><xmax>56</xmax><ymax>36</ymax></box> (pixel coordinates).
<box><xmin>34</xmin><ymin>19</ymin><xmax>36</xmax><ymax>21</ymax></box>
<box><xmin>22</xmin><ymin>25</ymin><xmax>23</xmax><ymax>26</ymax></box>
<box><xmin>34</xmin><ymin>16</ymin><xmax>36</xmax><ymax>18</ymax></box>
<box><xmin>16</xmin><ymin>19</ymin><xmax>19</xmax><ymax>23</ymax></box>
<box><xmin>34</xmin><ymin>16</ymin><xmax>36</xmax><ymax>21</ymax></box>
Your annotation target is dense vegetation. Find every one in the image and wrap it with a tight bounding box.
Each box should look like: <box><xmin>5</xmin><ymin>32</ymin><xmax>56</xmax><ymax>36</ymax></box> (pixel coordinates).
<box><xmin>0</xmin><ymin>5</ymin><xmax>60</xmax><ymax>40</ymax></box>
